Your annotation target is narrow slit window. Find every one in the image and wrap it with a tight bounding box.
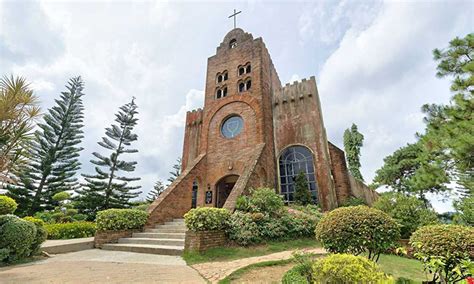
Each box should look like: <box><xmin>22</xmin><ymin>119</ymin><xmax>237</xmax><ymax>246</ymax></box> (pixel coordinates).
<box><xmin>246</xmin><ymin>80</ymin><xmax>251</xmax><ymax>90</ymax></box>
<box><xmin>246</xmin><ymin>65</ymin><xmax>251</xmax><ymax>73</ymax></box>
<box><xmin>223</xmin><ymin>87</ymin><xmax>228</xmax><ymax>97</ymax></box>
<box><xmin>239</xmin><ymin>82</ymin><xmax>245</xmax><ymax>93</ymax></box>
<box><xmin>223</xmin><ymin>72</ymin><xmax>228</xmax><ymax>81</ymax></box>
<box><xmin>216</xmin><ymin>89</ymin><xmax>222</xmax><ymax>99</ymax></box>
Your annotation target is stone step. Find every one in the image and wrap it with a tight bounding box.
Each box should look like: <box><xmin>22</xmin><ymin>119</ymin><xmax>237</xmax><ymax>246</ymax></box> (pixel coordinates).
<box><xmin>165</xmin><ymin>221</ymin><xmax>185</xmax><ymax>225</ymax></box>
<box><xmin>102</xmin><ymin>243</ymin><xmax>183</xmax><ymax>255</ymax></box>
<box><xmin>118</xmin><ymin>238</ymin><xmax>185</xmax><ymax>246</ymax></box>
<box><xmin>154</xmin><ymin>225</ymin><xmax>186</xmax><ymax>230</ymax></box>
<box><xmin>133</xmin><ymin>232</ymin><xmax>185</xmax><ymax>239</ymax></box>
<box><xmin>146</xmin><ymin>228</ymin><xmax>186</xmax><ymax>234</ymax></box>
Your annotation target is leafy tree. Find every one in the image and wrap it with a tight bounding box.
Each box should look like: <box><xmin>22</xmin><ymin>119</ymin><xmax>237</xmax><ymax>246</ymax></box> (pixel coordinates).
<box><xmin>453</xmin><ymin>195</ymin><xmax>473</xmax><ymax>226</ymax></box>
<box><xmin>75</xmin><ymin>98</ymin><xmax>141</xmax><ymax>217</ymax></box>
<box><xmin>421</xmin><ymin>33</ymin><xmax>473</xmax><ymax>194</ymax></box>
<box><xmin>7</xmin><ymin>77</ymin><xmax>85</xmax><ymax>215</ymax></box>
<box><xmin>373</xmin><ymin>142</ymin><xmax>449</xmax><ymax>206</ymax></box>
<box><xmin>294</xmin><ymin>172</ymin><xmax>313</xmax><ymax>205</ymax></box>
<box><xmin>167</xmin><ymin>157</ymin><xmax>181</xmax><ymax>184</ymax></box>
<box><xmin>0</xmin><ymin>76</ymin><xmax>40</xmax><ymax>185</ymax></box>
<box><xmin>146</xmin><ymin>179</ymin><xmax>165</xmax><ymax>202</ymax></box>
<box><xmin>343</xmin><ymin>123</ymin><xmax>364</xmax><ymax>182</ymax></box>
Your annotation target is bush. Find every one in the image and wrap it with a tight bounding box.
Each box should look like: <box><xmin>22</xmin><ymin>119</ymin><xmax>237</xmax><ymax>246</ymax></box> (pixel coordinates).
<box><xmin>0</xmin><ymin>195</ymin><xmax>17</xmax><ymax>215</ymax></box>
<box><xmin>281</xmin><ymin>264</ymin><xmax>308</xmax><ymax>284</ymax></box>
<box><xmin>226</xmin><ymin>211</ymin><xmax>261</xmax><ymax>246</ymax></box>
<box><xmin>238</xmin><ymin>188</ymin><xmax>284</xmax><ymax>215</ymax></box>
<box><xmin>23</xmin><ymin>217</ymin><xmax>47</xmax><ymax>254</ymax></box>
<box><xmin>52</xmin><ymin>191</ymin><xmax>71</xmax><ymax>202</ymax></box>
<box><xmin>373</xmin><ymin>192</ymin><xmax>439</xmax><ymax>238</ymax></box>
<box><xmin>289</xmin><ymin>204</ymin><xmax>322</xmax><ymax>217</ymax></box>
<box><xmin>96</xmin><ymin>209</ymin><xmax>148</xmax><ymax>231</ymax></box>
<box><xmin>453</xmin><ymin>195</ymin><xmax>474</xmax><ymax>226</ymax></box>
<box><xmin>410</xmin><ymin>225</ymin><xmax>474</xmax><ymax>282</ymax></box>
<box><xmin>315</xmin><ymin>205</ymin><xmax>400</xmax><ymax>262</ymax></box>
<box><xmin>184</xmin><ymin>207</ymin><xmax>230</xmax><ymax>232</ymax></box>
<box><xmin>44</xmin><ymin>222</ymin><xmax>96</xmax><ymax>239</ymax></box>
<box><xmin>312</xmin><ymin>254</ymin><xmax>390</xmax><ymax>283</ymax></box>
<box><xmin>0</xmin><ymin>215</ymin><xmax>36</xmax><ymax>262</ymax></box>
<box><xmin>282</xmin><ymin>212</ymin><xmax>319</xmax><ymax>238</ymax></box>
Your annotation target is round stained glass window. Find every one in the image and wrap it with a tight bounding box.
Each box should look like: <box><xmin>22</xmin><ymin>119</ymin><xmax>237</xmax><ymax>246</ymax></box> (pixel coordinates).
<box><xmin>221</xmin><ymin>115</ymin><xmax>243</xmax><ymax>138</ymax></box>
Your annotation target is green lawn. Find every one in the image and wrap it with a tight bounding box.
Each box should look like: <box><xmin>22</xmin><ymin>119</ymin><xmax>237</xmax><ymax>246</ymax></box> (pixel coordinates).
<box><xmin>183</xmin><ymin>238</ymin><xmax>321</xmax><ymax>265</ymax></box>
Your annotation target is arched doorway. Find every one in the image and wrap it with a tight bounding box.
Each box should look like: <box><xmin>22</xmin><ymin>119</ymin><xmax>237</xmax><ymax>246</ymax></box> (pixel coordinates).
<box><xmin>215</xmin><ymin>175</ymin><xmax>239</xmax><ymax>208</ymax></box>
<box><xmin>279</xmin><ymin>145</ymin><xmax>317</xmax><ymax>204</ymax></box>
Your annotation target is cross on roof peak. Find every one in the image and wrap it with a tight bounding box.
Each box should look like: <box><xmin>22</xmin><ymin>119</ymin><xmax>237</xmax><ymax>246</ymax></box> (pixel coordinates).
<box><xmin>228</xmin><ymin>9</ymin><xmax>242</xmax><ymax>29</ymax></box>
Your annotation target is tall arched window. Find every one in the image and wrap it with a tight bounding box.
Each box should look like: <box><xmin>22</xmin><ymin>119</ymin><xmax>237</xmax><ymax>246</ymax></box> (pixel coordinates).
<box><xmin>191</xmin><ymin>181</ymin><xmax>198</xmax><ymax>208</ymax></box>
<box><xmin>279</xmin><ymin>146</ymin><xmax>317</xmax><ymax>203</ymax></box>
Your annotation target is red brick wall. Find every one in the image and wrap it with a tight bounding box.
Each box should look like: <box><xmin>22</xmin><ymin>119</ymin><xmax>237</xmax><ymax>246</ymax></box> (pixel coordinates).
<box><xmin>185</xmin><ymin>230</ymin><xmax>227</xmax><ymax>252</ymax></box>
<box><xmin>94</xmin><ymin>229</ymin><xmax>140</xmax><ymax>248</ymax></box>
<box><xmin>328</xmin><ymin>142</ymin><xmax>351</xmax><ymax>205</ymax></box>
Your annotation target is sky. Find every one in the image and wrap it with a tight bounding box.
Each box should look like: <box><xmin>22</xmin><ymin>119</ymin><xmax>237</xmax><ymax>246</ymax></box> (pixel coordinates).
<box><xmin>0</xmin><ymin>0</ymin><xmax>472</xmax><ymax>212</ymax></box>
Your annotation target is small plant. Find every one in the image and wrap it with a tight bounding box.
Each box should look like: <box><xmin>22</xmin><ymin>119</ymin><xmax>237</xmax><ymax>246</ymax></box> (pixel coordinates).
<box><xmin>0</xmin><ymin>195</ymin><xmax>17</xmax><ymax>215</ymax></box>
<box><xmin>44</xmin><ymin>222</ymin><xmax>96</xmax><ymax>239</ymax></box>
<box><xmin>315</xmin><ymin>205</ymin><xmax>400</xmax><ymax>262</ymax></box>
<box><xmin>312</xmin><ymin>254</ymin><xmax>390</xmax><ymax>282</ymax></box>
<box><xmin>339</xmin><ymin>196</ymin><xmax>366</xmax><ymax>207</ymax></box>
<box><xmin>294</xmin><ymin>172</ymin><xmax>313</xmax><ymax>205</ymax></box>
<box><xmin>281</xmin><ymin>264</ymin><xmax>308</xmax><ymax>284</ymax></box>
<box><xmin>184</xmin><ymin>207</ymin><xmax>231</xmax><ymax>232</ymax></box>
<box><xmin>96</xmin><ymin>209</ymin><xmax>148</xmax><ymax>231</ymax></box>
<box><xmin>410</xmin><ymin>224</ymin><xmax>474</xmax><ymax>283</ymax></box>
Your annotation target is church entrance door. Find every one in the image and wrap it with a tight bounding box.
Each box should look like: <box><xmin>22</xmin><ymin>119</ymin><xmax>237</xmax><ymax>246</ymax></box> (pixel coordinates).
<box><xmin>216</xmin><ymin>175</ymin><xmax>239</xmax><ymax>208</ymax></box>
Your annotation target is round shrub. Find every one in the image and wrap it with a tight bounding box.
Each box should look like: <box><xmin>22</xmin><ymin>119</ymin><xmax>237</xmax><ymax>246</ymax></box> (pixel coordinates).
<box><xmin>0</xmin><ymin>195</ymin><xmax>17</xmax><ymax>215</ymax></box>
<box><xmin>96</xmin><ymin>209</ymin><xmax>148</xmax><ymax>231</ymax></box>
<box><xmin>45</xmin><ymin>222</ymin><xmax>96</xmax><ymax>239</ymax></box>
<box><xmin>281</xmin><ymin>264</ymin><xmax>308</xmax><ymax>284</ymax></box>
<box><xmin>226</xmin><ymin>211</ymin><xmax>261</xmax><ymax>246</ymax></box>
<box><xmin>52</xmin><ymin>191</ymin><xmax>71</xmax><ymax>202</ymax></box>
<box><xmin>410</xmin><ymin>225</ymin><xmax>474</xmax><ymax>282</ymax></box>
<box><xmin>373</xmin><ymin>192</ymin><xmax>439</xmax><ymax>238</ymax></box>
<box><xmin>244</xmin><ymin>188</ymin><xmax>284</xmax><ymax>214</ymax></box>
<box><xmin>312</xmin><ymin>254</ymin><xmax>390</xmax><ymax>282</ymax></box>
<box><xmin>0</xmin><ymin>215</ymin><xmax>36</xmax><ymax>262</ymax></box>
<box><xmin>184</xmin><ymin>207</ymin><xmax>230</xmax><ymax>232</ymax></box>
<box><xmin>24</xmin><ymin>217</ymin><xmax>48</xmax><ymax>254</ymax></box>
<box><xmin>316</xmin><ymin>206</ymin><xmax>400</xmax><ymax>261</ymax></box>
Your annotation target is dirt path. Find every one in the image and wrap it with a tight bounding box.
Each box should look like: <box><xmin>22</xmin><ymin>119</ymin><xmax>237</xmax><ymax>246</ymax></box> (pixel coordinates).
<box><xmin>231</xmin><ymin>262</ymin><xmax>294</xmax><ymax>284</ymax></box>
<box><xmin>192</xmin><ymin>247</ymin><xmax>326</xmax><ymax>283</ymax></box>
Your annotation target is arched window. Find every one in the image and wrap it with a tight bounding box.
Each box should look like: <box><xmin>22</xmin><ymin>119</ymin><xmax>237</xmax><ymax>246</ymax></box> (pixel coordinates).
<box><xmin>217</xmin><ymin>74</ymin><xmax>223</xmax><ymax>83</ymax></box>
<box><xmin>223</xmin><ymin>87</ymin><xmax>228</xmax><ymax>97</ymax></box>
<box><xmin>279</xmin><ymin>146</ymin><xmax>317</xmax><ymax>203</ymax></box>
<box><xmin>223</xmin><ymin>72</ymin><xmax>228</xmax><ymax>81</ymax></box>
<box><xmin>246</xmin><ymin>65</ymin><xmax>251</xmax><ymax>73</ymax></box>
<box><xmin>191</xmin><ymin>181</ymin><xmax>198</xmax><ymax>208</ymax></box>
<box><xmin>230</xmin><ymin>39</ymin><xmax>237</xmax><ymax>49</ymax></box>
<box><xmin>238</xmin><ymin>82</ymin><xmax>245</xmax><ymax>93</ymax></box>
<box><xmin>216</xmin><ymin>89</ymin><xmax>222</xmax><ymax>99</ymax></box>
<box><xmin>239</xmin><ymin>67</ymin><xmax>245</xmax><ymax>76</ymax></box>
<box><xmin>246</xmin><ymin>80</ymin><xmax>251</xmax><ymax>90</ymax></box>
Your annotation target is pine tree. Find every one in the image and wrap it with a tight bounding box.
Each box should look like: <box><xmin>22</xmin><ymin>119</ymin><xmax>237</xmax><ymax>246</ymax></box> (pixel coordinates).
<box><xmin>75</xmin><ymin>98</ymin><xmax>141</xmax><ymax>216</ymax></box>
<box><xmin>146</xmin><ymin>179</ymin><xmax>165</xmax><ymax>202</ymax></box>
<box><xmin>343</xmin><ymin>123</ymin><xmax>365</xmax><ymax>182</ymax></box>
<box><xmin>167</xmin><ymin>157</ymin><xmax>181</xmax><ymax>184</ymax></box>
<box><xmin>7</xmin><ymin>77</ymin><xmax>85</xmax><ymax>215</ymax></box>
<box><xmin>294</xmin><ymin>171</ymin><xmax>313</xmax><ymax>205</ymax></box>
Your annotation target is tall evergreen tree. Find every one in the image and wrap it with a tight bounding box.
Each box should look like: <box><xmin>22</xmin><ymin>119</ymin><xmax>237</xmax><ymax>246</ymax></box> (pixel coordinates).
<box><xmin>294</xmin><ymin>171</ymin><xmax>313</xmax><ymax>205</ymax></box>
<box><xmin>7</xmin><ymin>77</ymin><xmax>85</xmax><ymax>215</ymax></box>
<box><xmin>167</xmin><ymin>157</ymin><xmax>181</xmax><ymax>184</ymax></box>
<box><xmin>75</xmin><ymin>98</ymin><xmax>141</xmax><ymax>216</ymax></box>
<box><xmin>343</xmin><ymin>123</ymin><xmax>365</xmax><ymax>182</ymax></box>
<box><xmin>146</xmin><ymin>179</ymin><xmax>165</xmax><ymax>202</ymax></box>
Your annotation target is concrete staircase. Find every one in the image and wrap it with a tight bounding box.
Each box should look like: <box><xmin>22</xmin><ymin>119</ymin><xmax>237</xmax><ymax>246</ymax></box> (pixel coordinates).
<box><xmin>102</xmin><ymin>219</ymin><xmax>186</xmax><ymax>255</ymax></box>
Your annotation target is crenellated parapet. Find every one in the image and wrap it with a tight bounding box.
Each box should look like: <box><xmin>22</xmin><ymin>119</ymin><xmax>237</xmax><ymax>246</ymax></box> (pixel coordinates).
<box><xmin>272</xmin><ymin>76</ymin><xmax>317</xmax><ymax>107</ymax></box>
<box><xmin>182</xmin><ymin>108</ymin><xmax>204</xmax><ymax>171</ymax></box>
<box><xmin>185</xmin><ymin>108</ymin><xmax>204</xmax><ymax>127</ymax></box>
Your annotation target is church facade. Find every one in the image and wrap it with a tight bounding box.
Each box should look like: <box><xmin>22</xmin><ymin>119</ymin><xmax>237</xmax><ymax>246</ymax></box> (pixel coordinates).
<box><xmin>147</xmin><ymin>28</ymin><xmax>377</xmax><ymax>227</ymax></box>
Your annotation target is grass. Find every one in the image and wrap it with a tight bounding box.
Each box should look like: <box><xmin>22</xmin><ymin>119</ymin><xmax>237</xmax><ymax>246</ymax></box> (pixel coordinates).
<box><xmin>216</xmin><ymin>254</ymin><xmax>431</xmax><ymax>284</ymax></box>
<box><xmin>183</xmin><ymin>238</ymin><xmax>321</xmax><ymax>265</ymax></box>
<box><xmin>218</xmin><ymin>259</ymin><xmax>294</xmax><ymax>284</ymax></box>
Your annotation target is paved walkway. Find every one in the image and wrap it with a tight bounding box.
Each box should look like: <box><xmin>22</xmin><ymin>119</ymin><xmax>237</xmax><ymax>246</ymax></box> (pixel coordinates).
<box><xmin>41</xmin><ymin>237</ymin><xmax>94</xmax><ymax>254</ymax></box>
<box><xmin>192</xmin><ymin>247</ymin><xmax>326</xmax><ymax>283</ymax></box>
<box><xmin>0</xmin><ymin>249</ymin><xmax>205</xmax><ymax>284</ymax></box>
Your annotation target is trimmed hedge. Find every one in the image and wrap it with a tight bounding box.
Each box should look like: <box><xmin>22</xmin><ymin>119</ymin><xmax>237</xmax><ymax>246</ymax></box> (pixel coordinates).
<box><xmin>315</xmin><ymin>205</ymin><xmax>400</xmax><ymax>262</ymax></box>
<box><xmin>0</xmin><ymin>195</ymin><xmax>17</xmax><ymax>215</ymax></box>
<box><xmin>184</xmin><ymin>207</ymin><xmax>231</xmax><ymax>232</ymax></box>
<box><xmin>0</xmin><ymin>215</ymin><xmax>37</xmax><ymax>262</ymax></box>
<box><xmin>410</xmin><ymin>225</ymin><xmax>474</xmax><ymax>282</ymax></box>
<box><xmin>312</xmin><ymin>254</ymin><xmax>390</xmax><ymax>282</ymax></box>
<box><xmin>23</xmin><ymin>216</ymin><xmax>48</xmax><ymax>254</ymax></box>
<box><xmin>96</xmin><ymin>209</ymin><xmax>148</xmax><ymax>231</ymax></box>
<box><xmin>45</xmin><ymin>222</ymin><xmax>96</xmax><ymax>239</ymax></box>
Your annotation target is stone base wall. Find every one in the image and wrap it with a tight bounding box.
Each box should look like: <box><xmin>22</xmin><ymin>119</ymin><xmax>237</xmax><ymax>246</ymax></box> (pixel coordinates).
<box><xmin>94</xmin><ymin>229</ymin><xmax>140</xmax><ymax>248</ymax></box>
<box><xmin>185</xmin><ymin>230</ymin><xmax>227</xmax><ymax>252</ymax></box>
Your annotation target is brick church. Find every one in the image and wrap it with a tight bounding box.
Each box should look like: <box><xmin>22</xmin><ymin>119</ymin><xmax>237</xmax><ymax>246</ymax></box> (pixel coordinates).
<box><xmin>147</xmin><ymin>28</ymin><xmax>377</xmax><ymax>227</ymax></box>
